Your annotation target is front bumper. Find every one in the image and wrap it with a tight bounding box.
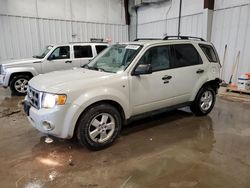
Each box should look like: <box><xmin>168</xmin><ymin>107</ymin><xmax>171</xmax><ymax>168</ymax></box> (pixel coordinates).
<box><xmin>0</xmin><ymin>73</ymin><xmax>8</xmax><ymax>87</ymax></box>
<box><xmin>0</xmin><ymin>74</ymin><xmax>5</xmax><ymax>85</ymax></box>
<box><xmin>23</xmin><ymin>99</ymin><xmax>72</xmax><ymax>138</ymax></box>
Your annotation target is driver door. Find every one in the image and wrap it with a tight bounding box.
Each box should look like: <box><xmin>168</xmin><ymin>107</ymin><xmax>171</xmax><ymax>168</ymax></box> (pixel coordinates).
<box><xmin>43</xmin><ymin>45</ymin><xmax>73</xmax><ymax>73</ymax></box>
<box><xmin>130</xmin><ymin>45</ymin><xmax>177</xmax><ymax>115</ymax></box>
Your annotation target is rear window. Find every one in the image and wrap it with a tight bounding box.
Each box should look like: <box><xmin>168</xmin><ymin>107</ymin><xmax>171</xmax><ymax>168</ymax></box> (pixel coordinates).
<box><xmin>74</xmin><ymin>45</ymin><xmax>93</xmax><ymax>58</ymax></box>
<box><xmin>95</xmin><ymin>45</ymin><xmax>108</xmax><ymax>54</ymax></box>
<box><xmin>199</xmin><ymin>44</ymin><xmax>218</xmax><ymax>62</ymax></box>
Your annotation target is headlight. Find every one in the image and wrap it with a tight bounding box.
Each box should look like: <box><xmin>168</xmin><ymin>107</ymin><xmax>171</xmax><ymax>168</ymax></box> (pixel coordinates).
<box><xmin>42</xmin><ymin>93</ymin><xmax>67</xmax><ymax>108</ymax></box>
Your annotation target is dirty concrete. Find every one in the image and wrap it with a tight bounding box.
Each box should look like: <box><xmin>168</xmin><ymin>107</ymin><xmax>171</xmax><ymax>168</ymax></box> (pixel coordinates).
<box><xmin>0</xmin><ymin>87</ymin><xmax>250</xmax><ymax>188</ymax></box>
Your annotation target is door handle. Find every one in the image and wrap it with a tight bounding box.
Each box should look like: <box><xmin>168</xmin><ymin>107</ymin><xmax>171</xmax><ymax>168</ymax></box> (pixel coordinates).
<box><xmin>65</xmin><ymin>60</ymin><xmax>72</xmax><ymax>63</ymax></box>
<box><xmin>196</xmin><ymin>69</ymin><xmax>204</xmax><ymax>74</ymax></box>
<box><xmin>162</xmin><ymin>75</ymin><xmax>172</xmax><ymax>80</ymax></box>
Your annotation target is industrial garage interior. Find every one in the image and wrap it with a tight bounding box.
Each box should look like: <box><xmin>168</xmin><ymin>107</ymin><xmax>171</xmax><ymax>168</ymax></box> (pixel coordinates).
<box><xmin>0</xmin><ymin>0</ymin><xmax>250</xmax><ymax>187</ymax></box>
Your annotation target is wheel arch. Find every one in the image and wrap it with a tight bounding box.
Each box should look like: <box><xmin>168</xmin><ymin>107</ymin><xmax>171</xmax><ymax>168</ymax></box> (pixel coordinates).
<box><xmin>192</xmin><ymin>78</ymin><xmax>221</xmax><ymax>101</ymax></box>
<box><xmin>8</xmin><ymin>71</ymin><xmax>34</xmax><ymax>86</ymax></box>
<box><xmin>72</xmin><ymin>99</ymin><xmax>126</xmax><ymax>139</ymax></box>
<box><xmin>200</xmin><ymin>78</ymin><xmax>221</xmax><ymax>94</ymax></box>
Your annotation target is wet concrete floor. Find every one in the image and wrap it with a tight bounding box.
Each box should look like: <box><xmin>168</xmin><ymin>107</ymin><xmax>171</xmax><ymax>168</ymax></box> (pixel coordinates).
<box><xmin>0</xmin><ymin>87</ymin><xmax>250</xmax><ymax>188</ymax></box>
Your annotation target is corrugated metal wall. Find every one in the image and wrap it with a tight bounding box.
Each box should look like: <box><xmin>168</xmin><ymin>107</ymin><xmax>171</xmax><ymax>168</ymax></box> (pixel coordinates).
<box><xmin>211</xmin><ymin>3</ymin><xmax>250</xmax><ymax>83</ymax></box>
<box><xmin>0</xmin><ymin>14</ymin><xmax>128</xmax><ymax>60</ymax></box>
<box><xmin>138</xmin><ymin>13</ymin><xmax>203</xmax><ymax>38</ymax></box>
<box><xmin>136</xmin><ymin>0</ymin><xmax>204</xmax><ymax>38</ymax></box>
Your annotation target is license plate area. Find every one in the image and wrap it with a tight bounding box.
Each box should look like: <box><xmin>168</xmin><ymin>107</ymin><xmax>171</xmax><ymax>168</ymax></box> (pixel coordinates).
<box><xmin>23</xmin><ymin>101</ymin><xmax>31</xmax><ymax>116</ymax></box>
<box><xmin>0</xmin><ymin>75</ymin><xmax>4</xmax><ymax>84</ymax></box>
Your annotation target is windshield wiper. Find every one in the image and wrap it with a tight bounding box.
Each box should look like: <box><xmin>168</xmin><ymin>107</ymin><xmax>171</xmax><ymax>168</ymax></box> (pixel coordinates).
<box><xmin>82</xmin><ymin>64</ymin><xmax>89</xmax><ymax>69</ymax></box>
<box><xmin>89</xmin><ymin>66</ymin><xmax>103</xmax><ymax>71</ymax></box>
<box><xmin>84</xmin><ymin>65</ymin><xmax>113</xmax><ymax>73</ymax></box>
<box><xmin>82</xmin><ymin>65</ymin><xmax>99</xmax><ymax>71</ymax></box>
<box><xmin>33</xmin><ymin>55</ymin><xmax>43</xmax><ymax>59</ymax></box>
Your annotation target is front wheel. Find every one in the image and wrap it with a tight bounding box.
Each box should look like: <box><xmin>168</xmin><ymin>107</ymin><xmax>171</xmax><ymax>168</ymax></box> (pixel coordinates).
<box><xmin>190</xmin><ymin>87</ymin><xmax>216</xmax><ymax>116</ymax></box>
<box><xmin>10</xmin><ymin>75</ymin><xmax>30</xmax><ymax>96</ymax></box>
<box><xmin>76</xmin><ymin>103</ymin><xmax>122</xmax><ymax>150</ymax></box>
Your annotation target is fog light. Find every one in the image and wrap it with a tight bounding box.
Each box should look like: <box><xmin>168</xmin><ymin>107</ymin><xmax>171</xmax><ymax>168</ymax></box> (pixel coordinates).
<box><xmin>42</xmin><ymin>121</ymin><xmax>55</xmax><ymax>131</ymax></box>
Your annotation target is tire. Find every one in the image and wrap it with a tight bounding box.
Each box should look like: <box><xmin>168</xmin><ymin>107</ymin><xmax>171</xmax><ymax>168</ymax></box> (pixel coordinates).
<box><xmin>190</xmin><ymin>86</ymin><xmax>216</xmax><ymax>116</ymax></box>
<box><xmin>10</xmin><ymin>75</ymin><xmax>30</xmax><ymax>96</ymax></box>
<box><xmin>76</xmin><ymin>103</ymin><xmax>122</xmax><ymax>150</ymax></box>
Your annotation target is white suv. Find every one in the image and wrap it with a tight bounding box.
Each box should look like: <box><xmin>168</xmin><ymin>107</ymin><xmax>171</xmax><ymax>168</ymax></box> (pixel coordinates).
<box><xmin>23</xmin><ymin>36</ymin><xmax>221</xmax><ymax>150</ymax></box>
<box><xmin>0</xmin><ymin>42</ymin><xmax>108</xmax><ymax>95</ymax></box>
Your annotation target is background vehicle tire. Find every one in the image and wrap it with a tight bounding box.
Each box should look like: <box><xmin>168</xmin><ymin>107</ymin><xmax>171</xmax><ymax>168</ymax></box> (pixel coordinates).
<box><xmin>10</xmin><ymin>75</ymin><xmax>30</xmax><ymax>96</ymax></box>
<box><xmin>77</xmin><ymin>103</ymin><xmax>122</xmax><ymax>150</ymax></box>
<box><xmin>190</xmin><ymin>86</ymin><xmax>216</xmax><ymax>116</ymax></box>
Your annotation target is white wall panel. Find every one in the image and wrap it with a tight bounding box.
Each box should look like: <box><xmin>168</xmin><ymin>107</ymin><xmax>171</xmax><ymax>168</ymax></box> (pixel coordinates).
<box><xmin>137</xmin><ymin>13</ymin><xmax>203</xmax><ymax>38</ymax></box>
<box><xmin>0</xmin><ymin>15</ymin><xmax>128</xmax><ymax>60</ymax></box>
<box><xmin>0</xmin><ymin>0</ymin><xmax>126</xmax><ymax>24</ymax></box>
<box><xmin>136</xmin><ymin>0</ymin><xmax>204</xmax><ymax>38</ymax></box>
<box><xmin>211</xmin><ymin>4</ymin><xmax>250</xmax><ymax>83</ymax></box>
<box><xmin>214</xmin><ymin>0</ymin><xmax>250</xmax><ymax>10</ymax></box>
<box><xmin>137</xmin><ymin>0</ymin><xmax>203</xmax><ymax>24</ymax></box>
<box><xmin>0</xmin><ymin>0</ymin><xmax>128</xmax><ymax>60</ymax></box>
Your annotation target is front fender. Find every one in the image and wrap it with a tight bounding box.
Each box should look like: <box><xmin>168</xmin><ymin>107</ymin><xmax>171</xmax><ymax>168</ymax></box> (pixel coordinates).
<box><xmin>62</xmin><ymin>87</ymin><xmax>130</xmax><ymax>138</ymax></box>
<box><xmin>4</xmin><ymin>67</ymin><xmax>39</xmax><ymax>86</ymax></box>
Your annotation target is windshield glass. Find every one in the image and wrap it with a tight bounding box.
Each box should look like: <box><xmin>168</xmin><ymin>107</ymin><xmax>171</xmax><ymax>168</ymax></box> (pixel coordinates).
<box><xmin>33</xmin><ymin>45</ymin><xmax>53</xmax><ymax>59</ymax></box>
<box><xmin>87</xmin><ymin>44</ymin><xmax>142</xmax><ymax>73</ymax></box>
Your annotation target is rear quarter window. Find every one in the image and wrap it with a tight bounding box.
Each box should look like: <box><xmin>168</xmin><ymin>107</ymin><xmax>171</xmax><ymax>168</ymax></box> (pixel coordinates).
<box><xmin>199</xmin><ymin>44</ymin><xmax>218</xmax><ymax>62</ymax></box>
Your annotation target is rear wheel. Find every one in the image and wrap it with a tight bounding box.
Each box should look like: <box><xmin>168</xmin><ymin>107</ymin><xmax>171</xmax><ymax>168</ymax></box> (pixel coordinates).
<box><xmin>190</xmin><ymin>87</ymin><xmax>216</xmax><ymax>116</ymax></box>
<box><xmin>77</xmin><ymin>103</ymin><xmax>122</xmax><ymax>150</ymax></box>
<box><xmin>10</xmin><ymin>75</ymin><xmax>30</xmax><ymax>96</ymax></box>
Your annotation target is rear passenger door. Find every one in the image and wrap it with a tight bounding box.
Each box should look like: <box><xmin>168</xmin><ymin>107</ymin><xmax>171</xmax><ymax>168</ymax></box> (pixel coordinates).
<box><xmin>73</xmin><ymin>45</ymin><xmax>93</xmax><ymax>67</ymax></box>
<box><xmin>169</xmin><ymin>43</ymin><xmax>207</xmax><ymax>102</ymax></box>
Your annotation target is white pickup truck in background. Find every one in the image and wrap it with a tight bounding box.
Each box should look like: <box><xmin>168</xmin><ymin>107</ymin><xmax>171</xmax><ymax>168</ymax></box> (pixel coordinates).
<box><xmin>0</xmin><ymin>42</ymin><xmax>108</xmax><ymax>95</ymax></box>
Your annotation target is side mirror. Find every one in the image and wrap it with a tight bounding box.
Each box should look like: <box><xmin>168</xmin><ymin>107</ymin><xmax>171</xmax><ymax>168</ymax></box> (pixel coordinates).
<box><xmin>132</xmin><ymin>64</ymin><xmax>152</xmax><ymax>76</ymax></box>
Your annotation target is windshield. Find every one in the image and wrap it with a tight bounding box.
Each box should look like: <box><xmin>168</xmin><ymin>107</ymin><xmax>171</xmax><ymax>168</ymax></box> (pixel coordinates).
<box><xmin>86</xmin><ymin>44</ymin><xmax>142</xmax><ymax>73</ymax></box>
<box><xmin>33</xmin><ymin>45</ymin><xmax>53</xmax><ymax>59</ymax></box>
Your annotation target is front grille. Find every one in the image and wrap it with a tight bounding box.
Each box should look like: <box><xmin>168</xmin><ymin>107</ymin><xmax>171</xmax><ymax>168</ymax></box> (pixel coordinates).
<box><xmin>27</xmin><ymin>86</ymin><xmax>42</xmax><ymax>109</ymax></box>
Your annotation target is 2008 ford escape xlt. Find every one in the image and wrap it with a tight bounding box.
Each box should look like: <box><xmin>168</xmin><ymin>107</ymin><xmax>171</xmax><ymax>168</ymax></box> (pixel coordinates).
<box><xmin>23</xmin><ymin>36</ymin><xmax>221</xmax><ymax>150</ymax></box>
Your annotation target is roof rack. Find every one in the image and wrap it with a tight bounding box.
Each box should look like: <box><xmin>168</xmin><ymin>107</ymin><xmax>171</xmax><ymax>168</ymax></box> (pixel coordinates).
<box><xmin>69</xmin><ymin>41</ymin><xmax>108</xmax><ymax>44</ymax></box>
<box><xmin>163</xmin><ymin>36</ymin><xmax>205</xmax><ymax>41</ymax></box>
<box><xmin>134</xmin><ymin>38</ymin><xmax>162</xmax><ymax>41</ymax></box>
<box><xmin>134</xmin><ymin>36</ymin><xmax>205</xmax><ymax>42</ymax></box>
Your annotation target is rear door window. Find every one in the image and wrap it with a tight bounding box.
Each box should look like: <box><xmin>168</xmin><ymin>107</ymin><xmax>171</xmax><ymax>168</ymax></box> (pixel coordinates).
<box><xmin>172</xmin><ymin>44</ymin><xmax>202</xmax><ymax>68</ymax></box>
<box><xmin>199</xmin><ymin>44</ymin><xmax>218</xmax><ymax>62</ymax></box>
<box><xmin>74</xmin><ymin>45</ymin><xmax>93</xmax><ymax>58</ymax></box>
<box><xmin>95</xmin><ymin>45</ymin><xmax>108</xmax><ymax>54</ymax></box>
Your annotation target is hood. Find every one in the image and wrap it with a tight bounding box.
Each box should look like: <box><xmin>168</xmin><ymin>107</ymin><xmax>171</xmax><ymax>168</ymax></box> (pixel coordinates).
<box><xmin>0</xmin><ymin>58</ymin><xmax>41</xmax><ymax>67</ymax></box>
<box><xmin>29</xmin><ymin>68</ymin><xmax>113</xmax><ymax>93</ymax></box>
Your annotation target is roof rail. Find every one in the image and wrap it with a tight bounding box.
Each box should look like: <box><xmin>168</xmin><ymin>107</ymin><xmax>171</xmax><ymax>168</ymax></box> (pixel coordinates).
<box><xmin>134</xmin><ymin>38</ymin><xmax>161</xmax><ymax>41</ymax></box>
<box><xmin>163</xmin><ymin>36</ymin><xmax>205</xmax><ymax>41</ymax></box>
<box><xmin>69</xmin><ymin>41</ymin><xmax>108</xmax><ymax>44</ymax></box>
